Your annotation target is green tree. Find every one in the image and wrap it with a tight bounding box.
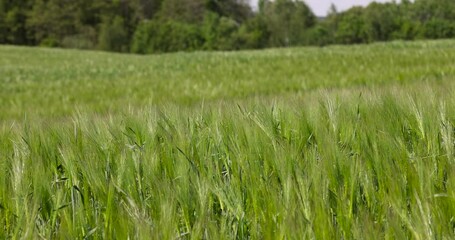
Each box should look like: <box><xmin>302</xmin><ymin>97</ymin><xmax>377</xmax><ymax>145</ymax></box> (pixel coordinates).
<box><xmin>0</xmin><ymin>0</ymin><xmax>6</xmax><ymax>43</ymax></box>
<box><xmin>1</xmin><ymin>0</ymin><xmax>32</xmax><ymax>44</ymax></box>
<box><xmin>412</xmin><ymin>0</ymin><xmax>455</xmax><ymax>38</ymax></box>
<box><xmin>205</xmin><ymin>0</ymin><xmax>252</xmax><ymax>23</ymax></box>
<box><xmin>131</xmin><ymin>0</ymin><xmax>164</xmax><ymax>20</ymax></box>
<box><xmin>27</xmin><ymin>0</ymin><xmax>82</xmax><ymax>46</ymax></box>
<box><xmin>363</xmin><ymin>2</ymin><xmax>401</xmax><ymax>42</ymax></box>
<box><xmin>261</xmin><ymin>0</ymin><xmax>316</xmax><ymax>47</ymax></box>
<box><xmin>392</xmin><ymin>0</ymin><xmax>418</xmax><ymax>40</ymax></box>
<box><xmin>232</xmin><ymin>15</ymin><xmax>270</xmax><ymax>49</ymax></box>
<box><xmin>131</xmin><ymin>19</ymin><xmax>203</xmax><ymax>53</ymax></box>
<box><xmin>412</xmin><ymin>0</ymin><xmax>455</xmax><ymax>22</ymax></box>
<box><xmin>335</xmin><ymin>7</ymin><xmax>367</xmax><ymax>44</ymax></box>
<box><xmin>98</xmin><ymin>16</ymin><xmax>129</xmax><ymax>52</ymax></box>
<box><xmin>201</xmin><ymin>11</ymin><xmax>240</xmax><ymax>50</ymax></box>
<box><xmin>158</xmin><ymin>0</ymin><xmax>207</xmax><ymax>23</ymax></box>
<box><xmin>420</xmin><ymin>18</ymin><xmax>455</xmax><ymax>39</ymax></box>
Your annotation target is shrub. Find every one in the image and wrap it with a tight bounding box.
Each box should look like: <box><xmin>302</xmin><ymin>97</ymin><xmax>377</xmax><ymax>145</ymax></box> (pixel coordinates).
<box><xmin>202</xmin><ymin>12</ymin><xmax>239</xmax><ymax>50</ymax></box>
<box><xmin>98</xmin><ymin>16</ymin><xmax>129</xmax><ymax>52</ymax></box>
<box><xmin>420</xmin><ymin>18</ymin><xmax>455</xmax><ymax>39</ymax></box>
<box><xmin>131</xmin><ymin>20</ymin><xmax>203</xmax><ymax>54</ymax></box>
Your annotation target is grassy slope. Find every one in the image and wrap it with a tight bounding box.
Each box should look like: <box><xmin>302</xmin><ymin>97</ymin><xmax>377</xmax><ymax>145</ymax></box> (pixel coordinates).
<box><xmin>1</xmin><ymin>40</ymin><xmax>455</xmax><ymax>239</ymax></box>
<box><xmin>1</xmin><ymin>40</ymin><xmax>455</xmax><ymax>119</ymax></box>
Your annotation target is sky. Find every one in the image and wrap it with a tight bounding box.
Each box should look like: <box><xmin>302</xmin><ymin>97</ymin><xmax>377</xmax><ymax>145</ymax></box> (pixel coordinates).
<box><xmin>249</xmin><ymin>0</ymin><xmax>395</xmax><ymax>16</ymax></box>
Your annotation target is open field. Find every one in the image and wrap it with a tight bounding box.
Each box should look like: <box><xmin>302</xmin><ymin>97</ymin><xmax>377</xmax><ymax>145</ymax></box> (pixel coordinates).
<box><xmin>1</xmin><ymin>40</ymin><xmax>455</xmax><ymax>239</ymax></box>
<box><xmin>2</xmin><ymin>40</ymin><xmax>455</xmax><ymax>120</ymax></box>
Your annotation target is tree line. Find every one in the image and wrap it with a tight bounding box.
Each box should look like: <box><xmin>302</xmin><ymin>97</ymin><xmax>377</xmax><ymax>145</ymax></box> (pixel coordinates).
<box><xmin>1</xmin><ymin>0</ymin><xmax>454</xmax><ymax>53</ymax></box>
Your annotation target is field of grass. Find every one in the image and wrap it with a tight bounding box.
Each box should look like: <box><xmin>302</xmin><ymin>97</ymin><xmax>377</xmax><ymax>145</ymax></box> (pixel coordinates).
<box><xmin>1</xmin><ymin>40</ymin><xmax>455</xmax><ymax>239</ymax></box>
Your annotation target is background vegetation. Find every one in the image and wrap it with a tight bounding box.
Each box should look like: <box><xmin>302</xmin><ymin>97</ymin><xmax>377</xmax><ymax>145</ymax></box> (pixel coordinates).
<box><xmin>1</xmin><ymin>0</ymin><xmax>455</xmax><ymax>53</ymax></box>
<box><xmin>1</xmin><ymin>40</ymin><xmax>455</xmax><ymax>238</ymax></box>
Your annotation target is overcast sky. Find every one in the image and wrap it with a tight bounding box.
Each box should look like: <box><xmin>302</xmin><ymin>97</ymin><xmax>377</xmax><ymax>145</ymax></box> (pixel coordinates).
<box><xmin>249</xmin><ymin>0</ymin><xmax>395</xmax><ymax>16</ymax></box>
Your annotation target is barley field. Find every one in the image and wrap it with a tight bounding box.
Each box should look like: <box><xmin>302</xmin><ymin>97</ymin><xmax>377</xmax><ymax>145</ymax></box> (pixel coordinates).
<box><xmin>1</xmin><ymin>40</ymin><xmax>455</xmax><ymax>239</ymax></box>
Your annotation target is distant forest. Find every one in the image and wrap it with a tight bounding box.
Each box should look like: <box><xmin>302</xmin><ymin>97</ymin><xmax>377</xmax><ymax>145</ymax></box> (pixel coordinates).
<box><xmin>1</xmin><ymin>0</ymin><xmax>455</xmax><ymax>53</ymax></box>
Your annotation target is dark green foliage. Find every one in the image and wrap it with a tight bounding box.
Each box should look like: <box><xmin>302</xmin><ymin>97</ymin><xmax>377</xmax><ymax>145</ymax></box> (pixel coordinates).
<box><xmin>0</xmin><ymin>2</ymin><xmax>5</xmax><ymax>43</ymax></box>
<box><xmin>27</xmin><ymin>0</ymin><xmax>77</xmax><ymax>46</ymax></box>
<box><xmin>231</xmin><ymin>15</ymin><xmax>270</xmax><ymax>49</ymax></box>
<box><xmin>420</xmin><ymin>18</ymin><xmax>455</xmax><ymax>39</ymax></box>
<box><xmin>261</xmin><ymin>0</ymin><xmax>316</xmax><ymax>47</ymax></box>
<box><xmin>202</xmin><ymin>12</ymin><xmax>239</xmax><ymax>50</ymax></box>
<box><xmin>334</xmin><ymin>7</ymin><xmax>367</xmax><ymax>44</ymax></box>
<box><xmin>1</xmin><ymin>0</ymin><xmax>31</xmax><ymax>45</ymax></box>
<box><xmin>206</xmin><ymin>0</ymin><xmax>252</xmax><ymax>23</ymax></box>
<box><xmin>131</xmin><ymin>20</ymin><xmax>203</xmax><ymax>53</ymax></box>
<box><xmin>363</xmin><ymin>3</ymin><xmax>401</xmax><ymax>42</ymax></box>
<box><xmin>157</xmin><ymin>0</ymin><xmax>206</xmax><ymax>24</ymax></box>
<box><xmin>98</xmin><ymin>16</ymin><xmax>129</xmax><ymax>52</ymax></box>
<box><xmin>1</xmin><ymin>0</ymin><xmax>455</xmax><ymax>52</ymax></box>
<box><xmin>306</xmin><ymin>24</ymin><xmax>332</xmax><ymax>46</ymax></box>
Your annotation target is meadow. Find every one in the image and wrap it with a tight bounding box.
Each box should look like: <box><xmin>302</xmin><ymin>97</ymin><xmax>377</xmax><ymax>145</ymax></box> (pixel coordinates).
<box><xmin>1</xmin><ymin>40</ymin><xmax>455</xmax><ymax>239</ymax></box>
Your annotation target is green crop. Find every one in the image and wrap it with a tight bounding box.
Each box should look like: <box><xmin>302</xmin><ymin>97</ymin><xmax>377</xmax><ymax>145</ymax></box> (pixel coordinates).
<box><xmin>1</xmin><ymin>40</ymin><xmax>455</xmax><ymax>239</ymax></box>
